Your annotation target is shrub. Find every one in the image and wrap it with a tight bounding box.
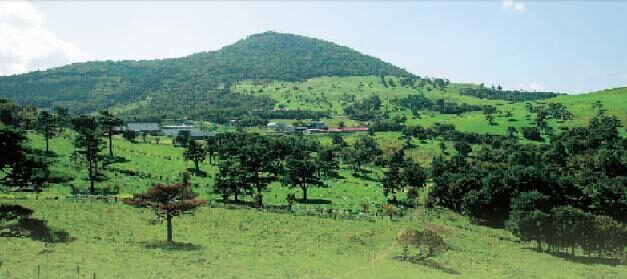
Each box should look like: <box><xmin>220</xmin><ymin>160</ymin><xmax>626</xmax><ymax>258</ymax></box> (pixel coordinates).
<box><xmin>396</xmin><ymin>229</ymin><xmax>448</xmax><ymax>262</ymax></box>
<box><xmin>521</xmin><ymin>127</ymin><xmax>543</xmax><ymax>141</ymax></box>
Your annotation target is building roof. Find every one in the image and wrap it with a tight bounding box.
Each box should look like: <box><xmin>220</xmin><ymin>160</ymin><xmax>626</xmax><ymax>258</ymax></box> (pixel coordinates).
<box><xmin>191</xmin><ymin>130</ymin><xmax>214</xmax><ymax>138</ymax></box>
<box><xmin>315</xmin><ymin>127</ymin><xmax>369</xmax><ymax>133</ymax></box>
<box><xmin>127</xmin><ymin>123</ymin><xmax>160</xmax><ymax>131</ymax></box>
<box><xmin>162</xmin><ymin>127</ymin><xmax>214</xmax><ymax>138</ymax></box>
<box><xmin>340</xmin><ymin>127</ymin><xmax>369</xmax><ymax>132</ymax></box>
<box><xmin>161</xmin><ymin>124</ymin><xmax>195</xmax><ymax>129</ymax></box>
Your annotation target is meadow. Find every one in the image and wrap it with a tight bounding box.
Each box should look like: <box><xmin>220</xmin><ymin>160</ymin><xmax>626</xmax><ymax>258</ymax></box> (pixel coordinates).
<box><xmin>1</xmin><ymin>128</ymin><xmax>625</xmax><ymax>278</ymax></box>
<box><xmin>2</xmin><ymin>199</ymin><xmax>625</xmax><ymax>278</ymax></box>
<box><xmin>235</xmin><ymin>76</ymin><xmax>627</xmax><ymax>136</ymax></box>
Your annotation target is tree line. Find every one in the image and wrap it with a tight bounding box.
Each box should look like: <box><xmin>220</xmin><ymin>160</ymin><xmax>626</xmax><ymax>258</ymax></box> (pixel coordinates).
<box><xmin>460</xmin><ymin>86</ymin><xmax>561</xmax><ymax>102</ymax></box>
<box><xmin>429</xmin><ymin>105</ymin><xmax>625</xmax><ymax>258</ymax></box>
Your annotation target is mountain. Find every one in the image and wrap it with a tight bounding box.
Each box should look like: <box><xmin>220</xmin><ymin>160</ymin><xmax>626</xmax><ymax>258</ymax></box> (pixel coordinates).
<box><xmin>0</xmin><ymin>31</ymin><xmax>413</xmax><ymax>119</ymax></box>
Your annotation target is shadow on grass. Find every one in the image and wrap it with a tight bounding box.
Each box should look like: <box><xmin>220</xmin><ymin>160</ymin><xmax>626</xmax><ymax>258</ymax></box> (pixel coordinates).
<box><xmin>394</xmin><ymin>256</ymin><xmax>460</xmax><ymax>275</ymax></box>
<box><xmin>351</xmin><ymin>172</ymin><xmax>378</xmax><ymax>182</ymax></box>
<box><xmin>220</xmin><ymin>199</ymin><xmax>257</xmax><ymax>207</ymax></box>
<box><xmin>1</xmin><ymin>218</ymin><xmax>74</xmax><ymax>243</ymax></box>
<box><xmin>186</xmin><ymin>168</ymin><xmax>208</xmax><ymax>177</ymax></box>
<box><xmin>522</xmin><ymin>248</ymin><xmax>622</xmax><ymax>266</ymax></box>
<box><xmin>42</xmin><ymin>150</ymin><xmax>59</xmax><ymax>157</ymax></box>
<box><xmin>141</xmin><ymin>241</ymin><xmax>203</xmax><ymax>251</ymax></box>
<box><xmin>107</xmin><ymin>156</ymin><xmax>130</xmax><ymax>164</ymax></box>
<box><xmin>296</xmin><ymin>198</ymin><xmax>331</xmax><ymax>205</ymax></box>
<box><xmin>421</xmin><ymin>259</ymin><xmax>461</xmax><ymax>275</ymax></box>
<box><xmin>325</xmin><ymin>173</ymin><xmax>345</xmax><ymax>180</ymax></box>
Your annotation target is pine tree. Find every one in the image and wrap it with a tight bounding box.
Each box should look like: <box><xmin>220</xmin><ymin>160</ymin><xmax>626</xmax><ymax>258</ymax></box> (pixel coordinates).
<box><xmin>184</xmin><ymin>140</ymin><xmax>206</xmax><ymax>173</ymax></box>
<box><xmin>72</xmin><ymin>115</ymin><xmax>103</xmax><ymax>194</ymax></box>
<box><xmin>123</xmin><ymin>183</ymin><xmax>205</xmax><ymax>242</ymax></box>
<box><xmin>98</xmin><ymin>111</ymin><xmax>123</xmax><ymax>157</ymax></box>
<box><xmin>36</xmin><ymin>111</ymin><xmax>56</xmax><ymax>153</ymax></box>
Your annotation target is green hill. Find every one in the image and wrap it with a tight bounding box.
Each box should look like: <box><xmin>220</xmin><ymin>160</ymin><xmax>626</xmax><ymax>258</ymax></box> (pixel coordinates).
<box><xmin>0</xmin><ymin>31</ymin><xmax>412</xmax><ymax>117</ymax></box>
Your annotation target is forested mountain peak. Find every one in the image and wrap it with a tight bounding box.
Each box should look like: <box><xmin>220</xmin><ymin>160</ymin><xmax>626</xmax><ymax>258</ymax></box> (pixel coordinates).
<box><xmin>0</xmin><ymin>31</ymin><xmax>412</xmax><ymax>115</ymax></box>
<box><xmin>180</xmin><ymin>30</ymin><xmax>413</xmax><ymax>80</ymax></box>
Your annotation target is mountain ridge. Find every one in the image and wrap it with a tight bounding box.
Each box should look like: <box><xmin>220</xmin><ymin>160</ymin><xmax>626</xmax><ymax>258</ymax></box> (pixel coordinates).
<box><xmin>0</xmin><ymin>31</ymin><xmax>413</xmax><ymax>116</ymax></box>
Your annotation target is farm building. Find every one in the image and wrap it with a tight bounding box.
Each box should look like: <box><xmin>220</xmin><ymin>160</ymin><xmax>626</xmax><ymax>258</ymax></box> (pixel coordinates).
<box><xmin>126</xmin><ymin>122</ymin><xmax>161</xmax><ymax>135</ymax></box>
<box><xmin>162</xmin><ymin>126</ymin><xmax>214</xmax><ymax>140</ymax></box>
<box><xmin>309</xmin><ymin>121</ymin><xmax>326</xmax><ymax>129</ymax></box>
<box><xmin>339</xmin><ymin>127</ymin><xmax>369</xmax><ymax>132</ymax></box>
<box><xmin>326</xmin><ymin>127</ymin><xmax>369</xmax><ymax>133</ymax></box>
<box><xmin>304</xmin><ymin>128</ymin><xmax>324</xmax><ymax>134</ymax></box>
<box><xmin>267</xmin><ymin>122</ymin><xmax>295</xmax><ymax>133</ymax></box>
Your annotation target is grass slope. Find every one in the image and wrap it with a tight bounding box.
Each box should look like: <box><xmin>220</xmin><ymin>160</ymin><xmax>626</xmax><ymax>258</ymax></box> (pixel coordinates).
<box><xmin>234</xmin><ymin>76</ymin><xmax>626</xmax><ymax>136</ymax></box>
<box><xmin>1</xmin><ymin>199</ymin><xmax>625</xmax><ymax>278</ymax></box>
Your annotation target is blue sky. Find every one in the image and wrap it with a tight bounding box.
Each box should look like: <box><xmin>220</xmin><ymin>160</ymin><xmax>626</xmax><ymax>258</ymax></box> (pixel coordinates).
<box><xmin>1</xmin><ymin>1</ymin><xmax>626</xmax><ymax>94</ymax></box>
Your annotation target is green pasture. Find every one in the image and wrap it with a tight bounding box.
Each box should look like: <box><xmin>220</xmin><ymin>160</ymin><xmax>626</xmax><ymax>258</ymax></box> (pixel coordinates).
<box><xmin>1</xmin><ymin>199</ymin><xmax>624</xmax><ymax>278</ymax></box>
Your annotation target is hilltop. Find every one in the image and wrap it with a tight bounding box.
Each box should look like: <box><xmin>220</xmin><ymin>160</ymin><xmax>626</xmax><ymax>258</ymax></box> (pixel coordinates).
<box><xmin>0</xmin><ymin>31</ymin><xmax>411</xmax><ymax>117</ymax></box>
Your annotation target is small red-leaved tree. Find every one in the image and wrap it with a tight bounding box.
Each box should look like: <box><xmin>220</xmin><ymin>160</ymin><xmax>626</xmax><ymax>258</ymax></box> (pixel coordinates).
<box><xmin>123</xmin><ymin>183</ymin><xmax>206</xmax><ymax>242</ymax></box>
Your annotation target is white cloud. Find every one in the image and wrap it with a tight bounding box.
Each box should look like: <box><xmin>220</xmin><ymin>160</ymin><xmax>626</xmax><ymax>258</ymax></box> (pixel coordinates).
<box><xmin>517</xmin><ymin>82</ymin><xmax>545</xmax><ymax>91</ymax></box>
<box><xmin>503</xmin><ymin>0</ymin><xmax>525</xmax><ymax>13</ymax></box>
<box><xmin>0</xmin><ymin>1</ymin><xmax>88</xmax><ymax>75</ymax></box>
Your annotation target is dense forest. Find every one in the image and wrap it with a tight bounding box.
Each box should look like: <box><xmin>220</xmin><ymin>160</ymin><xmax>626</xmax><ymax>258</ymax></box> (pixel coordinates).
<box><xmin>429</xmin><ymin>105</ymin><xmax>625</xmax><ymax>256</ymax></box>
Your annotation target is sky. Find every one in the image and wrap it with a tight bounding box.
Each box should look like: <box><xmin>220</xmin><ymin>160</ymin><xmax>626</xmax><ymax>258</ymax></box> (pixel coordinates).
<box><xmin>1</xmin><ymin>1</ymin><xmax>626</xmax><ymax>94</ymax></box>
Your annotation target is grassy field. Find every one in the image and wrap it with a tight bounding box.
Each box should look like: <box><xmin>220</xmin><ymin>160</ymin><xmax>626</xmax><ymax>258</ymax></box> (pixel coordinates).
<box><xmin>1</xmin><ymin>129</ymin><xmax>624</xmax><ymax>278</ymax></box>
<box><xmin>234</xmin><ymin>76</ymin><xmax>626</xmax><ymax>136</ymax></box>
<box><xmin>2</xmin><ymin>76</ymin><xmax>626</xmax><ymax>278</ymax></box>
<box><xmin>25</xmin><ymin>133</ymin><xmax>401</xmax><ymax>212</ymax></box>
<box><xmin>1</xmin><ymin>199</ymin><xmax>625</xmax><ymax>278</ymax></box>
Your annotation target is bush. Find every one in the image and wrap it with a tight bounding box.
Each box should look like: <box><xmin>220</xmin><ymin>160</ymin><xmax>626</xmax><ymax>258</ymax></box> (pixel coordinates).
<box><xmin>521</xmin><ymin>127</ymin><xmax>543</xmax><ymax>141</ymax></box>
<box><xmin>396</xmin><ymin>229</ymin><xmax>448</xmax><ymax>262</ymax></box>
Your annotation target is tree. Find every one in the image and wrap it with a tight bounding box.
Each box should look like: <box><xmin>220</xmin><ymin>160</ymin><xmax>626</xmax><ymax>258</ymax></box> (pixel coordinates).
<box><xmin>588</xmin><ymin>111</ymin><xmax>621</xmax><ymax>147</ymax></box>
<box><xmin>98</xmin><ymin>111</ymin><xmax>123</xmax><ymax>157</ymax></box>
<box><xmin>283</xmin><ymin>153</ymin><xmax>323</xmax><ymax>201</ymax></box>
<box><xmin>485</xmin><ymin>114</ymin><xmax>496</xmax><ymax>126</ymax></box>
<box><xmin>205</xmin><ymin>137</ymin><xmax>217</xmax><ymax>165</ymax></box>
<box><xmin>483</xmin><ymin>105</ymin><xmax>497</xmax><ymax>125</ymax></box>
<box><xmin>382</xmin><ymin>149</ymin><xmax>405</xmax><ymax>204</ymax></box>
<box><xmin>72</xmin><ymin>115</ymin><xmax>103</xmax><ymax>194</ymax></box>
<box><xmin>506</xmin><ymin>191</ymin><xmax>552</xmax><ymax>251</ymax></box>
<box><xmin>184</xmin><ymin>140</ymin><xmax>206</xmax><ymax>173</ymax></box>
<box><xmin>17</xmin><ymin>105</ymin><xmax>38</xmax><ymax>130</ymax></box>
<box><xmin>345</xmin><ymin>135</ymin><xmax>383</xmax><ymax>174</ymax></box>
<box><xmin>454</xmin><ymin>140</ymin><xmax>472</xmax><ymax>157</ymax></box>
<box><xmin>215</xmin><ymin>158</ymin><xmax>248</xmax><ymax>202</ymax></box>
<box><xmin>1</xmin><ymin>125</ymin><xmax>50</xmax><ymax>190</ymax></box>
<box><xmin>331</xmin><ymin>133</ymin><xmax>347</xmax><ymax>148</ymax></box>
<box><xmin>318</xmin><ymin>146</ymin><xmax>339</xmax><ymax>177</ymax></box>
<box><xmin>123</xmin><ymin>183</ymin><xmax>206</xmax><ymax>242</ymax></box>
<box><xmin>36</xmin><ymin>111</ymin><xmax>56</xmax><ymax>153</ymax></box>
<box><xmin>438</xmin><ymin>141</ymin><xmax>447</xmax><ymax>154</ymax></box>
<box><xmin>507</xmin><ymin>127</ymin><xmax>518</xmax><ymax>140</ymax></box>
<box><xmin>402</xmin><ymin>160</ymin><xmax>427</xmax><ymax>207</ymax></box>
<box><xmin>122</xmin><ymin>130</ymin><xmax>137</xmax><ymax>142</ymax></box>
<box><xmin>239</xmin><ymin>137</ymin><xmax>275</xmax><ymax>206</ymax></box>
<box><xmin>52</xmin><ymin>106</ymin><xmax>70</xmax><ymax>133</ymax></box>
<box><xmin>0</xmin><ymin>98</ymin><xmax>20</xmax><ymax>126</ymax></box>
<box><xmin>550</xmin><ymin>206</ymin><xmax>589</xmax><ymax>255</ymax></box>
<box><xmin>175</xmin><ymin>130</ymin><xmax>191</xmax><ymax>146</ymax></box>
<box><xmin>521</xmin><ymin>127</ymin><xmax>543</xmax><ymax>141</ymax></box>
